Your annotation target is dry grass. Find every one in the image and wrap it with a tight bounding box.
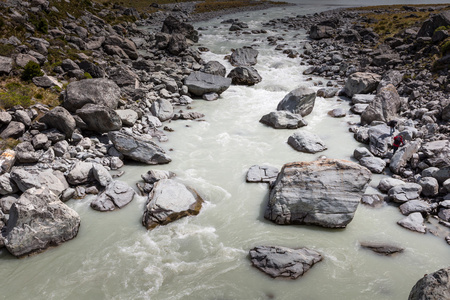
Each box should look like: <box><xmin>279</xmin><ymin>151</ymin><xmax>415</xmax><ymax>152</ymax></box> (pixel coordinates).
<box><xmin>193</xmin><ymin>0</ymin><xmax>285</xmax><ymax>14</ymax></box>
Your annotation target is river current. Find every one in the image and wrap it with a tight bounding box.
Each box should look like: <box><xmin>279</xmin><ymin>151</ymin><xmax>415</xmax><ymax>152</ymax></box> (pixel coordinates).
<box><xmin>1</xmin><ymin>1</ymin><xmax>450</xmax><ymax>300</ymax></box>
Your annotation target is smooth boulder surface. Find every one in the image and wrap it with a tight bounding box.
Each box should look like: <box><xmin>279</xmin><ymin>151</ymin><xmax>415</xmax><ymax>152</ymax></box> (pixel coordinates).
<box><xmin>287</xmin><ymin>131</ymin><xmax>327</xmax><ymax>154</ymax></box>
<box><xmin>249</xmin><ymin>246</ymin><xmax>322</xmax><ymax>279</ymax></box>
<box><xmin>227</xmin><ymin>66</ymin><xmax>262</xmax><ymax>86</ymax></box>
<box><xmin>40</xmin><ymin>106</ymin><xmax>76</xmax><ymax>138</ymax></box>
<box><xmin>276</xmin><ymin>87</ymin><xmax>316</xmax><ymax>117</ymax></box>
<box><xmin>142</xmin><ymin>179</ymin><xmax>203</xmax><ymax>230</ymax></box>
<box><xmin>76</xmin><ymin>104</ymin><xmax>122</xmax><ymax>134</ymax></box>
<box><xmin>361</xmin><ymin>84</ymin><xmax>402</xmax><ymax>125</ymax></box>
<box><xmin>408</xmin><ymin>267</ymin><xmax>450</xmax><ymax>300</ymax></box>
<box><xmin>390</xmin><ymin>140</ymin><xmax>421</xmax><ymax>174</ymax></box>
<box><xmin>259</xmin><ymin>111</ymin><xmax>307</xmax><ymax>129</ymax></box>
<box><xmin>265</xmin><ymin>159</ymin><xmax>372</xmax><ymax>228</ymax></box>
<box><xmin>62</xmin><ymin>78</ymin><xmax>121</xmax><ymax>113</ymax></box>
<box><xmin>397</xmin><ymin>212</ymin><xmax>426</xmax><ymax>233</ymax></box>
<box><xmin>3</xmin><ymin>187</ymin><xmax>81</xmax><ymax>257</ymax></box>
<box><xmin>108</xmin><ymin>131</ymin><xmax>171</xmax><ymax>165</ymax></box>
<box><xmin>10</xmin><ymin>167</ymin><xmax>66</xmax><ymax>196</ymax></box>
<box><xmin>150</xmin><ymin>99</ymin><xmax>174</xmax><ymax>122</ymax></box>
<box><xmin>184</xmin><ymin>71</ymin><xmax>231</xmax><ymax>97</ymax></box>
<box><xmin>229</xmin><ymin>47</ymin><xmax>259</xmax><ymax>66</ymax></box>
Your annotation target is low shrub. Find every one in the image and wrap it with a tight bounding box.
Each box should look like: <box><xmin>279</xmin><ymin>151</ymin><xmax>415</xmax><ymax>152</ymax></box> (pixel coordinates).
<box><xmin>21</xmin><ymin>61</ymin><xmax>44</xmax><ymax>82</ymax></box>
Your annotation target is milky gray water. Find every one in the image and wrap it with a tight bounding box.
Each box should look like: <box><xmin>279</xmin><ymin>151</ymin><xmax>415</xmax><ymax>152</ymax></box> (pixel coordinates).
<box><xmin>1</xmin><ymin>2</ymin><xmax>449</xmax><ymax>300</ymax></box>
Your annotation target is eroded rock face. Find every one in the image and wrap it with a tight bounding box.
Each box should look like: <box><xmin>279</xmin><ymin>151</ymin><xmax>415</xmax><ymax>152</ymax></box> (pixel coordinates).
<box><xmin>249</xmin><ymin>246</ymin><xmax>322</xmax><ymax>279</ymax></box>
<box><xmin>277</xmin><ymin>86</ymin><xmax>316</xmax><ymax>117</ymax></box>
<box><xmin>229</xmin><ymin>47</ymin><xmax>259</xmax><ymax>66</ymax></box>
<box><xmin>3</xmin><ymin>187</ymin><xmax>81</xmax><ymax>257</ymax></box>
<box><xmin>361</xmin><ymin>84</ymin><xmax>402</xmax><ymax>125</ymax></box>
<box><xmin>142</xmin><ymin>179</ymin><xmax>203</xmax><ymax>230</ymax></box>
<box><xmin>76</xmin><ymin>104</ymin><xmax>122</xmax><ymax>134</ymax></box>
<box><xmin>408</xmin><ymin>267</ymin><xmax>450</xmax><ymax>300</ymax></box>
<box><xmin>343</xmin><ymin>72</ymin><xmax>381</xmax><ymax>98</ymax></box>
<box><xmin>91</xmin><ymin>180</ymin><xmax>135</xmax><ymax>211</ymax></box>
<box><xmin>265</xmin><ymin>158</ymin><xmax>371</xmax><ymax>228</ymax></box>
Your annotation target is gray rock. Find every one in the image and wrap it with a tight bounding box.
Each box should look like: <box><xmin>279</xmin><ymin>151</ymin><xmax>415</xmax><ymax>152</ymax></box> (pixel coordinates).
<box><xmin>76</xmin><ymin>104</ymin><xmax>122</xmax><ymax>133</ymax></box>
<box><xmin>92</xmin><ymin>163</ymin><xmax>113</xmax><ymax>187</ymax></box>
<box><xmin>15</xmin><ymin>54</ymin><xmax>39</xmax><ymax>68</ymax></box>
<box><xmin>0</xmin><ymin>56</ymin><xmax>13</xmax><ymax>75</ymax></box>
<box><xmin>328</xmin><ymin>108</ymin><xmax>346</xmax><ymax>118</ymax></box>
<box><xmin>259</xmin><ymin>111</ymin><xmax>307</xmax><ymax>129</ymax></box>
<box><xmin>227</xmin><ymin>66</ymin><xmax>262</xmax><ymax>86</ymax></box>
<box><xmin>141</xmin><ymin>169</ymin><xmax>176</xmax><ymax>184</ymax></box>
<box><xmin>91</xmin><ymin>180</ymin><xmax>135</xmax><ymax>211</ymax></box>
<box><xmin>142</xmin><ymin>179</ymin><xmax>203</xmax><ymax>229</ymax></box>
<box><xmin>417</xmin><ymin>11</ymin><xmax>450</xmax><ymax>38</ymax></box>
<box><xmin>0</xmin><ymin>194</ymin><xmax>19</xmax><ymax>213</ymax></box>
<box><xmin>397</xmin><ymin>212</ymin><xmax>426</xmax><ymax>233</ymax></box>
<box><xmin>309</xmin><ymin>25</ymin><xmax>335</xmax><ymax>40</ymax></box>
<box><xmin>351</xmin><ymin>103</ymin><xmax>369</xmax><ymax>114</ymax></box>
<box><xmin>361</xmin><ymin>194</ymin><xmax>385</xmax><ymax>207</ymax></box>
<box><xmin>246</xmin><ymin>165</ymin><xmax>279</xmax><ymax>183</ymax></box>
<box><xmin>53</xmin><ymin>140</ymin><xmax>69</xmax><ymax>157</ymax></box>
<box><xmin>249</xmin><ymin>245</ymin><xmax>323</xmax><ymax>279</ymax></box>
<box><xmin>287</xmin><ymin>131</ymin><xmax>327</xmax><ymax>154</ymax></box>
<box><xmin>202</xmin><ymin>60</ymin><xmax>226</xmax><ymax>77</ymax></box>
<box><xmin>61</xmin><ymin>59</ymin><xmax>79</xmax><ymax>71</ymax></box>
<box><xmin>359</xmin><ymin>156</ymin><xmax>386</xmax><ymax>174</ymax></box>
<box><xmin>167</xmin><ymin>33</ymin><xmax>189</xmax><ymax>55</ymax></box>
<box><xmin>14</xmin><ymin>142</ymin><xmax>40</xmax><ymax>163</ymax></box>
<box><xmin>116</xmin><ymin>109</ymin><xmax>138</xmax><ymax>127</ymax></box>
<box><xmin>265</xmin><ymin>159</ymin><xmax>372</xmax><ymax>228</ymax></box>
<box><xmin>361</xmin><ymin>84</ymin><xmax>402</xmax><ymax>125</ymax></box>
<box><xmin>150</xmin><ymin>99</ymin><xmax>174</xmax><ymax>122</ymax></box>
<box><xmin>32</xmin><ymin>133</ymin><xmax>48</xmax><ymax>150</ymax></box>
<box><xmin>0</xmin><ymin>111</ymin><xmax>12</xmax><ymax>124</ymax></box>
<box><xmin>317</xmin><ymin>88</ymin><xmax>339</xmax><ymax>98</ymax></box>
<box><xmin>14</xmin><ymin>110</ymin><xmax>31</xmax><ymax>127</ymax></box>
<box><xmin>3</xmin><ymin>187</ymin><xmax>80</xmax><ymax>257</ymax></box>
<box><xmin>229</xmin><ymin>47</ymin><xmax>258</xmax><ymax>66</ymax></box>
<box><xmin>78</xmin><ymin>60</ymin><xmax>105</xmax><ymax>78</ymax></box>
<box><xmin>108</xmin><ymin>131</ymin><xmax>171</xmax><ymax>165</ymax></box>
<box><xmin>0</xmin><ymin>173</ymin><xmax>19</xmax><ymax>196</ymax></box>
<box><xmin>32</xmin><ymin>76</ymin><xmax>61</xmax><ymax>88</ymax></box>
<box><xmin>202</xmin><ymin>92</ymin><xmax>219</xmax><ymax>101</ymax></box>
<box><xmin>40</xmin><ymin>106</ymin><xmax>76</xmax><ymax>138</ymax></box>
<box><xmin>108</xmin><ymin>65</ymin><xmax>139</xmax><ymax>87</ymax></box>
<box><xmin>388</xmin><ymin>183</ymin><xmax>422</xmax><ymax>203</ymax></box>
<box><xmin>368</xmin><ymin>124</ymin><xmax>391</xmax><ymax>157</ymax></box>
<box><xmin>0</xmin><ymin>121</ymin><xmax>25</xmax><ymax>139</ymax></box>
<box><xmin>161</xmin><ymin>15</ymin><xmax>199</xmax><ymax>43</ymax></box>
<box><xmin>343</xmin><ymin>72</ymin><xmax>381</xmax><ymax>98</ymax></box>
<box><xmin>418</xmin><ymin>177</ymin><xmax>439</xmax><ymax>197</ymax></box>
<box><xmin>62</xmin><ymin>78</ymin><xmax>120</xmax><ymax>113</ymax></box>
<box><xmin>390</xmin><ymin>140</ymin><xmax>421</xmax><ymax>174</ymax></box>
<box><xmin>438</xmin><ymin>208</ymin><xmax>450</xmax><ymax>222</ymax></box>
<box><xmin>360</xmin><ymin>242</ymin><xmax>404</xmax><ymax>256</ymax></box>
<box><xmin>353</xmin><ymin>147</ymin><xmax>373</xmax><ymax>160</ymax></box>
<box><xmin>10</xmin><ymin>167</ymin><xmax>66</xmax><ymax>196</ymax></box>
<box><xmin>66</xmin><ymin>161</ymin><xmax>94</xmax><ymax>185</ymax></box>
<box><xmin>352</xmin><ymin>94</ymin><xmax>376</xmax><ymax>104</ymax></box>
<box><xmin>184</xmin><ymin>71</ymin><xmax>231</xmax><ymax>97</ymax></box>
<box><xmin>277</xmin><ymin>86</ymin><xmax>316</xmax><ymax>117</ymax></box>
<box><xmin>377</xmin><ymin>177</ymin><xmax>405</xmax><ymax>193</ymax></box>
<box><xmin>399</xmin><ymin>200</ymin><xmax>431</xmax><ymax>215</ymax></box>
<box><xmin>408</xmin><ymin>266</ymin><xmax>450</xmax><ymax>300</ymax></box>
<box><xmin>61</xmin><ymin>188</ymin><xmax>76</xmax><ymax>202</ymax></box>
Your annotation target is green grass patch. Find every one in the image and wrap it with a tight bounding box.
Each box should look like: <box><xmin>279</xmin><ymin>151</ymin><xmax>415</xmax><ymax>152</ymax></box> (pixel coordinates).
<box><xmin>0</xmin><ymin>138</ymin><xmax>20</xmax><ymax>150</ymax></box>
<box><xmin>0</xmin><ymin>82</ymin><xmax>33</xmax><ymax>109</ymax></box>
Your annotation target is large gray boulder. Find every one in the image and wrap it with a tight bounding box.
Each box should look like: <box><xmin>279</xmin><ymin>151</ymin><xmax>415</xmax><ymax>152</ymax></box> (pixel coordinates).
<box><xmin>229</xmin><ymin>47</ymin><xmax>259</xmax><ymax>66</ymax></box>
<box><xmin>227</xmin><ymin>66</ymin><xmax>262</xmax><ymax>86</ymax></box>
<box><xmin>408</xmin><ymin>267</ymin><xmax>450</xmax><ymax>300</ymax></box>
<box><xmin>0</xmin><ymin>121</ymin><xmax>25</xmax><ymax>139</ymax></box>
<box><xmin>91</xmin><ymin>180</ymin><xmax>135</xmax><ymax>211</ymax></box>
<box><xmin>3</xmin><ymin>187</ymin><xmax>81</xmax><ymax>257</ymax></box>
<box><xmin>108</xmin><ymin>131</ymin><xmax>171</xmax><ymax>165</ymax></box>
<box><xmin>167</xmin><ymin>33</ymin><xmax>189</xmax><ymax>56</ymax></box>
<box><xmin>343</xmin><ymin>72</ymin><xmax>381</xmax><ymax>98</ymax></box>
<box><xmin>142</xmin><ymin>179</ymin><xmax>203</xmax><ymax>229</ymax></box>
<box><xmin>62</xmin><ymin>79</ymin><xmax>120</xmax><ymax>113</ymax></box>
<box><xmin>76</xmin><ymin>104</ymin><xmax>122</xmax><ymax>133</ymax></box>
<box><xmin>259</xmin><ymin>111</ymin><xmax>307</xmax><ymax>129</ymax></box>
<box><xmin>265</xmin><ymin>159</ymin><xmax>372</xmax><ymax>228</ymax></box>
<box><xmin>388</xmin><ymin>183</ymin><xmax>422</xmax><ymax>203</ymax></box>
<box><xmin>10</xmin><ymin>167</ymin><xmax>66</xmax><ymax>196</ymax></box>
<box><xmin>202</xmin><ymin>61</ymin><xmax>226</xmax><ymax>77</ymax></box>
<box><xmin>361</xmin><ymin>84</ymin><xmax>402</xmax><ymax>125</ymax></box>
<box><xmin>161</xmin><ymin>15</ymin><xmax>199</xmax><ymax>43</ymax></box>
<box><xmin>0</xmin><ymin>56</ymin><xmax>13</xmax><ymax>75</ymax></box>
<box><xmin>358</xmin><ymin>156</ymin><xmax>386</xmax><ymax>174</ymax></box>
<box><xmin>249</xmin><ymin>246</ymin><xmax>322</xmax><ymax>279</ymax></box>
<box><xmin>40</xmin><ymin>106</ymin><xmax>76</xmax><ymax>138</ymax></box>
<box><xmin>397</xmin><ymin>212</ymin><xmax>426</xmax><ymax>233</ymax></box>
<box><xmin>287</xmin><ymin>131</ymin><xmax>327</xmax><ymax>154</ymax></box>
<box><xmin>66</xmin><ymin>161</ymin><xmax>94</xmax><ymax>185</ymax></box>
<box><xmin>184</xmin><ymin>71</ymin><xmax>231</xmax><ymax>97</ymax></box>
<box><xmin>417</xmin><ymin>11</ymin><xmax>450</xmax><ymax>38</ymax></box>
<box><xmin>277</xmin><ymin>87</ymin><xmax>316</xmax><ymax>117</ymax></box>
<box><xmin>141</xmin><ymin>169</ymin><xmax>176</xmax><ymax>184</ymax></box>
<box><xmin>150</xmin><ymin>99</ymin><xmax>174</xmax><ymax>122</ymax></box>
<box><xmin>309</xmin><ymin>25</ymin><xmax>335</xmax><ymax>40</ymax></box>
<box><xmin>368</xmin><ymin>124</ymin><xmax>391</xmax><ymax>156</ymax></box>
<box><xmin>390</xmin><ymin>140</ymin><xmax>421</xmax><ymax>174</ymax></box>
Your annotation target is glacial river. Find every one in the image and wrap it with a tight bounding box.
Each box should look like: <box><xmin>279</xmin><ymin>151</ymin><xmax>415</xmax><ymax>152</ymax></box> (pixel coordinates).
<box><xmin>1</xmin><ymin>1</ymin><xmax>449</xmax><ymax>300</ymax></box>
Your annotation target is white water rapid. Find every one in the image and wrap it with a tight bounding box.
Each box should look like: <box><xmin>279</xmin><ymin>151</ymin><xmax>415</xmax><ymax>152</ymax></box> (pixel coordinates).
<box><xmin>1</xmin><ymin>2</ymin><xmax>449</xmax><ymax>300</ymax></box>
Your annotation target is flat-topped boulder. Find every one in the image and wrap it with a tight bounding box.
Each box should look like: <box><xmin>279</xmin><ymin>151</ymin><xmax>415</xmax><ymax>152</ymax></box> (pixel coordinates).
<box><xmin>259</xmin><ymin>111</ymin><xmax>307</xmax><ymax>129</ymax></box>
<box><xmin>265</xmin><ymin>158</ymin><xmax>371</xmax><ymax>228</ymax></box>
<box><xmin>343</xmin><ymin>72</ymin><xmax>381</xmax><ymax>98</ymax></box>
<box><xmin>91</xmin><ymin>180</ymin><xmax>135</xmax><ymax>211</ymax></box>
<box><xmin>184</xmin><ymin>71</ymin><xmax>231</xmax><ymax>97</ymax></box>
<box><xmin>62</xmin><ymin>78</ymin><xmax>120</xmax><ymax>113</ymax></box>
<box><xmin>142</xmin><ymin>179</ymin><xmax>203</xmax><ymax>230</ymax></box>
<box><xmin>287</xmin><ymin>131</ymin><xmax>327</xmax><ymax>154</ymax></box>
<box><xmin>249</xmin><ymin>245</ymin><xmax>322</xmax><ymax>279</ymax></box>
<box><xmin>3</xmin><ymin>187</ymin><xmax>80</xmax><ymax>257</ymax></box>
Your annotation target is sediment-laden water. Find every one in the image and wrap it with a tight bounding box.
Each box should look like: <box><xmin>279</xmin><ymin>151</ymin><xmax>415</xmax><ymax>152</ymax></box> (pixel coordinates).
<box><xmin>1</xmin><ymin>2</ymin><xmax>449</xmax><ymax>300</ymax></box>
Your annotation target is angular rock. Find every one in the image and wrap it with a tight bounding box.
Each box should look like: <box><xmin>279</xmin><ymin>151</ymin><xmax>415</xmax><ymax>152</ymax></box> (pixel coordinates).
<box><xmin>141</xmin><ymin>169</ymin><xmax>176</xmax><ymax>184</ymax></box>
<box><xmin>246</xmin><ymin>165</ymin><xmax>279</xmax><ymax>183</ymax></box>
<box><xmin>184</xmin><ymin>71</ymin><xmax>231</xmax><ymax>97</ymax></box>
<box><xmin>116</xmin><ymin>109</ymin><xmax>138</xmax><ymax>127</ymax></box>
<box><xmin>66</xmin><ymin>161</ymin><xmax>94</xmax><ymax>185</ymax></box>
<box><xmin>229</xmin><ymin>47</ymin><xmax>259</xmax><ymax>66</ymax></box>
<box><xmin>361</xmin><ymin>194</ymin><xmax>385</xmax><ymax>207</ymax></box>
<box><xmin>142</xmin><ymin>179</ymin><xmax>203</xmax><ymax>229</ymax></box>
<box><xmin>150</xmin><ymin>99</ymin><xmax>174</xmax><ymax>122</ymax></box>
<box><xmin>277</xmin><ymin>87</ymin><xmax>316</xmax><ymax>117</ymax></box>
<box><xmin>265</xmin><ymin>159</ymin><xmax>372</xmax><ymax>228</ymax></box>
<box><xmin>360</xmin><ymin>242</ymin><xmax>404</xmax><ymax>256</ymax></box>
<box><xmin>358</xmin><ymin>156</ymin><xmax>386</xmax><ymax>174</ymax></box>
<box><xmin>3</xmin><ymin>187</ymin><xmax>81</xmax><ymax>257</ymax></box>
<box><xmin>259</xmin><ymin>111</ymin><xmax>307</xmax><ymax>129</ymax></box>
<box><xmin>0</xmin><ymin>56</ymin><xmax>13</xmax><ymax>75</ymax></box>
<box><xmin>0</xmin><ymin>173</ymin><xmax>18</xmax><ymax>196</ymax></box>
<box><xmin>161</xmin><ymin>15</ymin><xmax>199</xmax><ymax>43</ymax></box>
<box><xmin>108</xmin><ymin>131</ymin><xmax>171</xmax><ymax>165</ymax></box>
<box><xmin>352</xmin><ymin>94</ymin><xmax>376</xmax><ymax>104</ymax></box>
<box><xmin>76</xmin><ymin>104</ymin><xmax>122</xmax><ymax>134</ymax></box>
<box><xmin>418</xmin><ymin>177</ymin><xmax>439</xmax><ymax>197</ymax></box>
<box><xmin>40</xmin><ymin>106</ymin><xmax>76</xmax><ymax>138</ymax></box>
<box><xmin>397</xmin><ymin>212</ymin><xmax>426</xmax><ymax>233</ymax></box>
<box><xmin>91</xmin><ymin>180</ymin><xmax>135</xmax><ymax>211</ymax></box>
<box><xmin>287</xmin><ymin>131</ymin><xmax>327</xmax><ymax>154</ymax></box>
<box><xmin>0</xmin><ymin>149</ymin><xmax>16</xmax><ymax>175</ymax></box>
<box><xmin>399</xmin><ymin>200</ymin><xmax>431</xmax><ymax>215</ymax></box>
<box><xmin>10</xmin><ymin>167</ymin><xmax>66</xmax><ymax>196</ymax></box>
<box><xmin>202</xmin><ymin>60</ymin><xmax>226</xmax><ymax>77</ymax></box>
<box><xmin>343</xmin><ymin>72</ymin><xmax>381</xmax><ymax>98</ymax></box>
<box><xmin>249</xmin><ymin>245</ymin><xmax>322</xmax><ymax>279</ymax></box>
<box><xmin>408</xmin><ymin>267</ymin><xmax>450</xmax><ymax>300</ymax></box>
<box><xmin>361</xmin><ymin>84</ymin><xmax>402</xmax><ymax>125</ymax></box>
<box><xmin>388</xmin><ymin>183</ymin><xmax>422</xmax><ymax>203</ymax></box>
<box><xmin>377</xmin><ymin>177</ymin><xmax>405</xmax><ymax>193</ymax></box>
<box><xmin>227</xmin><ymin>66</ymin><xmax>262</xmax><ymax>86</ymax></box>
<box><xmin>62</xmin><ymin>78</ymin><xmax>120</xmax><ymax>113</ymax></box>
<box><xmin>390</xmin><ymin>140</ymin><xmax>421</xmax><ymax>174</ymax></box>
<box><xmin>0</xmin><ymin>121</ymin><xmax>25</xmax><ymax>139</ymax></box>
<box><xmin>92</xmin><ymin>163</ymin><xmax>113</xmax><ymax>187</ymax></box>
<box><xmin>309</xmin><ymin>25</ymin><xmax>335</xmax><ymax>40</ymax></box>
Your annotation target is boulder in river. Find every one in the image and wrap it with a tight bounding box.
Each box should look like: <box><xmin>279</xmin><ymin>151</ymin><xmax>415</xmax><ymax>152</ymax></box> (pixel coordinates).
<box><xmin>287</xmin><ymin>131</ymin><xmax>327</xmax><ymax>154</ymax></box>
<box><xmin>227</xmin><ymin>66</ymin><xmax>262</xmax><ymax>86</ymax></box>
<box><xmin>277</xmin><ymin>86</ymin><xmax>316</xmax><ymax>117</ymax></box>
<box><xmin>397</xmin><ymin>212</ymin><xmax>426</xmax><ymax>233</ymax></box>
<box><xmin>360</xmin><ymin>242</ymin><xmax>404</xmax><ymax>256</ymax></box>
<box><xmin>361</xmin><ymin>84</ymin><xmax>402</xmax><ymax>125</ymax></box>
<box><xmin>249</xmin><ymin>245</ymin><xmax>322</xmax><ymax>279</ymax></box>
<box><xmin>3</xmin><ymin>187</ymin><xmax>81</xmax><ymax>257</ymax></box>
<box><xmin>91</xmin><ymin>180</ymin><xmax>135</xmax><ymax>211</ymax></box>
<box><xmin>408</xmin><ymin>266</ymin><xmax>450</xmax><ymax>300</ymax></box>
<box><xmin>229</xmin><ymin>47</ymin><xmax>259</xmax><ymax>66</ymax></box>
<box><xmin>246</xmin><ymin>165</ymin><xmax>279</xmax><ymax>183</ymax></box>
<box><xmin>184</xmin><ymin>71</ymin><xmax>231</xmax><ymax>97</ymax></box>
<box><xmin>259</xmin><ymin>111</ymin><xmax>307</xmax><ymax>129</ymax></box>
<box><xmin>265</xmin><ymin>158</ymin><xmax>372</xmax><ymax>228</ymax></box>
<box><xmin>142</xmin><ymin>179</ymin><xmax>203</xmax><ymax>230</ymax></box>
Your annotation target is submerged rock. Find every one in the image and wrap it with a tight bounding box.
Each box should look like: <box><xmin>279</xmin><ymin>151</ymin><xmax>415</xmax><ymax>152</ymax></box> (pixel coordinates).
<box><xmin>360</xmin><ymin>242</ymin><xmax>404</xmax><ymax>256</ymax></box>
<box><xmin>246</xmin><ymin>165</ymin><xmax>279</xmax><ymax>183</ymax></box>
<box><xmin>249</xmin><ymin>245</ymin><xmax>322</xmax><ymax>279</ymax></box>
<box><xmin>265</xmin><ymin>158</ymin><xmax>371</xmax><ymax>228</ymax></box>
<box><xmin>259</xmin><ymin>111</ymin><xmax>307</xmax><ymax>129</ymax></box>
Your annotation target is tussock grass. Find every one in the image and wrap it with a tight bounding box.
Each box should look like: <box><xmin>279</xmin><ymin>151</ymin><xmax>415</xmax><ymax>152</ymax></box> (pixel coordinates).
<box><xmin>0</xmin><ymin>79</ymin><xmax>60</xmax><ymax>110</ymax></box>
